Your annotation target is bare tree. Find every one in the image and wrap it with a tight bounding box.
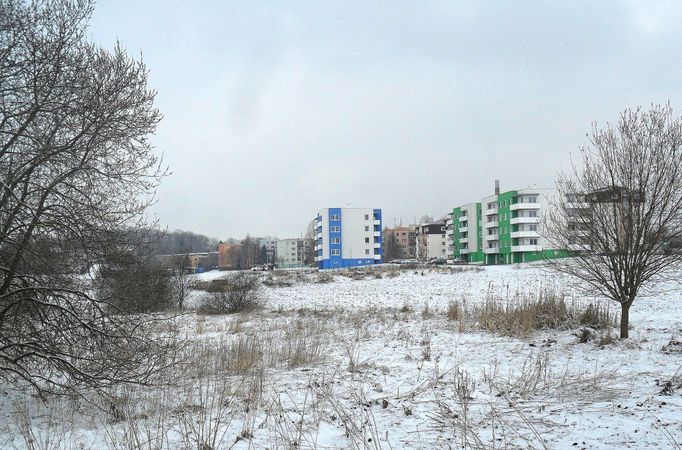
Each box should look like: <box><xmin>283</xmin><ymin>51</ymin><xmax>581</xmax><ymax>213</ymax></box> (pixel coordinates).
<box><xmin>170</xmin><ymin>254</ymin><xmax>192</xmax><ymax>309</ymax></box>
<box><xmin>303</xmin><ymin>219</ymin><xmax>316</xmax><ymax>266</ymax></box>
<box><xmin>546</xmin><ymin>104</ymin><xmax>682</xmax><ymax>338</ymax></box>
<box><xmin>239</xmin><ymin>235</ymin><xmax>260</xmax><ymax>269</ymax></box>
<box><xmin>0</xmin><ymin>0</ymin><xmax>173</xmax><ymax>395</ymax></box>
<box><xmin>96</xmin><ymin>253</ymin><xmax>175</xmax><ymax>314</ymax></box>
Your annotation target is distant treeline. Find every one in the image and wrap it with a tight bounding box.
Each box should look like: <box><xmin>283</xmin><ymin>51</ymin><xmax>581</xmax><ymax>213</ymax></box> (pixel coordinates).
<box><xmin>154</xmin><ymin>230</ymin><xmax>221</xmax><ymax>255</ymax></box>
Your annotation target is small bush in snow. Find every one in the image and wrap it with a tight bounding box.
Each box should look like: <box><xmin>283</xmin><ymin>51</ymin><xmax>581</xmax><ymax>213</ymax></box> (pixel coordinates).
<box><xmin>199</xmin><ymin>272</ymin><xmax>262</xmax><ymax>314</ymax></box>
<box><xmin>316</xmin><ymin>272</ymin><xmax>334</xmax><ymax>284</ymax></box>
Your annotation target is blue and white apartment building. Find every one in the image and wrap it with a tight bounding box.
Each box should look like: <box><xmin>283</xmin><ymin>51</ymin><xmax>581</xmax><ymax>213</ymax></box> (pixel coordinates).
<box><xmin>314</xmin><ymin>208</ymin><xmax>383</xmax><ymax>269</ymax></box>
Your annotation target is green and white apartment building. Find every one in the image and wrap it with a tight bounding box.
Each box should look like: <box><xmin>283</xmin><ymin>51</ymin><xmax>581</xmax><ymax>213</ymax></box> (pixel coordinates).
<box><xmin>450</xmin><ymin>185</ymin><xmax>570</xmax><ymax>265</ymax></box>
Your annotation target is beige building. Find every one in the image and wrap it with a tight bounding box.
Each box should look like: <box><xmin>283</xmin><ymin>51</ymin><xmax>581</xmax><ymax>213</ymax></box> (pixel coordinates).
<box><xmin>384</xmin><ymin>225</ymin><xmax>418</xmax><ymax>259</ymax></box>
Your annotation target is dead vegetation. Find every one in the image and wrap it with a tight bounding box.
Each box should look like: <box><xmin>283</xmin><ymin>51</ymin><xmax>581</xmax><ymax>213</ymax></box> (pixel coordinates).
<box><xmin>1</xmin><ymin>269</ymin><xmax>669</xmax><ymax>449</ymax></box>
<box><xmin>446</xmin><ymin>287</ymin><xmax>617</xmax><ymax>337</ymax></box>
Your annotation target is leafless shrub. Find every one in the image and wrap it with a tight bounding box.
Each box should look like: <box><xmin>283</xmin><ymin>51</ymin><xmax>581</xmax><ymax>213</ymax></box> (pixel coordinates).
<box><xmin>176</xmin><ymin>377</ymin><xmax>237</xmax><ymax>450</ymax></box>
<box><xmin>199</xmin><ymin>272</ymin><xmax>262</xmax><ymax>314</ymax></box>
<box><xmin>575</xmin><ymin>327</ymin><xmax>595</xmax><ymax>343</ymax></box>
<box><xmin>100</xmin><ymin>388</ymin><xmax>173</xmax><ymax>450</ymax></box>
<box><xmin>97</xmin><ymin>257</ymin><xmax>175</xmax><ymax>314</ymax></box>
<box><xmin>12</xmin><ymin>398</ymin><xmax>76</xmax><ymax>450</ymax></box>
<box><xmin>316</xmin><ymin>271</ymin><xmax>334</xmax><ymax>283</ymax></box>
<box><xmin>484</xmin><ymin>352</ymin><xmax>621</xmax><ymax>403</ymax></box>
<box><xmin>170</xmin><ymin>268</ymin><xmax>192</xmax><ymax>309</ymax></box>
<box><xmin>268</xmin><ymin>381</ymin><xmax>324</xmax><ymax>449</ymax></box>
<box><xmin>657</xmin><ymin>366</ymin><xmax>682</xmax><ymax>395</ymax></box>
<box><xmin>662</xmin><ymin>339</ymin><xmax>682</xmax><ymax>354</ymax></box>
<box><xmin>597</xmin><ymin>329</ymin><xmax>617</xmax><ymax>347</ymax></box>
<box><xmin>315</xmin><ymin>378</ymin><xmax>383</xmax><ymax>449</ymax></box>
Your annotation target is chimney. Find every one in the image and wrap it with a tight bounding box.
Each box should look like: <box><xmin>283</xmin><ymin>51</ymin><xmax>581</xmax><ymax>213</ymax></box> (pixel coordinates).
<box><xmin>494</xmin><ymin>179</ymin><xmax>500</xmax><ymax>195</ymax></box>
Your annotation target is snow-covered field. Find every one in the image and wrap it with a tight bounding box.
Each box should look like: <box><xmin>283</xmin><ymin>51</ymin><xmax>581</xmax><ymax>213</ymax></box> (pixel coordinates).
<box><xmin>2</xmin><ymin>264</ymin><xmax>681</xmax><ymax>449</ymax></box>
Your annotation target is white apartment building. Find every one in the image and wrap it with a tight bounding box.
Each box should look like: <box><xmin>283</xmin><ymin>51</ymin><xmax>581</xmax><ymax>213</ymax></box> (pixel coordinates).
<box><xmin>314</xmin><ymin>208</ymin><xmax>383</xmax><ymax>269</ymax></box>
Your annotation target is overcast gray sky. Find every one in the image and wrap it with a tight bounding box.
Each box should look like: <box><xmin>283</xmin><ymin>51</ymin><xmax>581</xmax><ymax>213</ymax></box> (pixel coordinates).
<box><xmin>89</xmin><ymin>0</ymin><xmax>682</xmax><ymax>239</ymax></box>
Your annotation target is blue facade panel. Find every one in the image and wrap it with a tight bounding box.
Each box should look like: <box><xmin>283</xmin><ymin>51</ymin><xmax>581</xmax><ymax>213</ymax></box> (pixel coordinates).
<box><xmin>320</xmin><ymin>258</ymin><xmax>377</xmax><ymax>269</ymax></box>
<box><xmin>328</xmin><ymin>208</ymin><xmax>342</xmax><ymax>267</ymax></box>
<box><xmin>373</xmin><ymin>209</ymin><xmax>383</xmax><ymax>263</ymax></box>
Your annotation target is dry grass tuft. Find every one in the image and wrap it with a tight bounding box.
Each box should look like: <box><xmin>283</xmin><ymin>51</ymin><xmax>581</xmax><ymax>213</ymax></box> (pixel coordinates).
<box><xmin>472</xmin><ymin>288</ymin><xmax>616</xmax><ymax>337</ymax></box>
<box><xmin>447</xmin><ymin>301</ymin><xmax>461</xmax><ymax>321</ymax></box>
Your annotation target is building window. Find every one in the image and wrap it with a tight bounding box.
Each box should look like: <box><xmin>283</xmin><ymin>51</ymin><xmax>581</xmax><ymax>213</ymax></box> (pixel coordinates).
<box><xmin>365</xmin><ymin>214</ymin><xmax>369</xmax><ymax>220</ymax></box>
<box><xmin>529</xmin><ymin>224</ymin><xmax>538</xmax><ymax>231</ymax></box>
<box><xmin>528</xmin><ymin>196</ymin><xmax>537</xmax><ymax>203</ymax></box>
<box><xmin>331</xmin><ymin>237</ymin><xmax>340</xmax><ymax>244</ymax></box>
<box><xmin>330</xmin><ymin>214</ymin><xmax>340</xmax><ymax>221</ymax></box>
<box><xmin>365</xmin><ymin>226</ymin><xmax>370</xmax><ymax>232</ymax></box>
<box><xmin>529</xmin><ymin>238</ymin><xmax>538</xmax><ymax>245</ymax></box>
<box><xmin>365</xmin><ymin>249</ymin><xmax>370</xmax><ymax>255</ymax></box>
<box><xmin>528</xmin><ymin>210</ymin><xmax>538</xmax><ymax>218</ymax></box>
<box><xmin>331</xmin><ymin>249</ymin><xmax>340</xmax><ymax>256</ymax></box>
<box><xmin>365</xmin><ymin>237</ymin><xmax>370</xmax><ymax>243</ymax></box>
<box><xmin>331</xmin><ymin>226</ymin><xmax>340</xmax><ymax>232</ymax></box>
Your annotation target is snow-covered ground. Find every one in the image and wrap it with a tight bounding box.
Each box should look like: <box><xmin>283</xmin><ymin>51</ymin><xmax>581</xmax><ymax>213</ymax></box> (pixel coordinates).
<box><xmin>2</xmin><ymin>264</ymin><xmax>681</xmax><ymax>449</ymax></box>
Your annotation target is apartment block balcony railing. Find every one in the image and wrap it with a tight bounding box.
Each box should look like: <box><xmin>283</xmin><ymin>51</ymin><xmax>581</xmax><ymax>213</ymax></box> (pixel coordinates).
<box><xmin>510</xmin><ymin>230</ymin><xmax>540</xmax><ymax>238</ymax></box>
<box><xmin>510</xmin><ymin>216</ymin><xmax>539</xmax><ymax>225</ymax></box>
<box><xmin>511</xmin><ymin>244</ymin><xmax>542</xmax><ymax>252</ymax></box>
<box><xmin>510</xmin><ymin>202</ymin><xmax>541</xmax><ymax>211</ymax></box>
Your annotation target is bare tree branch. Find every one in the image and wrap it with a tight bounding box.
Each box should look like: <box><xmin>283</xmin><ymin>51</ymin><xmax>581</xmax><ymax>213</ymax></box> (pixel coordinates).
<box><xmin>545</xmin><ymin>103</ymin><xmax>682</xmax><ymax>338</ymax></box>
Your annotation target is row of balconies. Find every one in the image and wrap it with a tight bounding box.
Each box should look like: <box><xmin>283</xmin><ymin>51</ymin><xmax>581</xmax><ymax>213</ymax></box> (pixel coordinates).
<box><xmin>483</xmin><ymin>217</ymin><xmax>539</xmax><ymax>228</ymax></box>
<box><xmin>484</xmin><ymin>201</ymin><xmax>541</xmax><ymax>215</ymax></box>
<box><xmin>483</xmin><ymin>244</ymin><xmax>543</xmax><ymax>254</ymax></box>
